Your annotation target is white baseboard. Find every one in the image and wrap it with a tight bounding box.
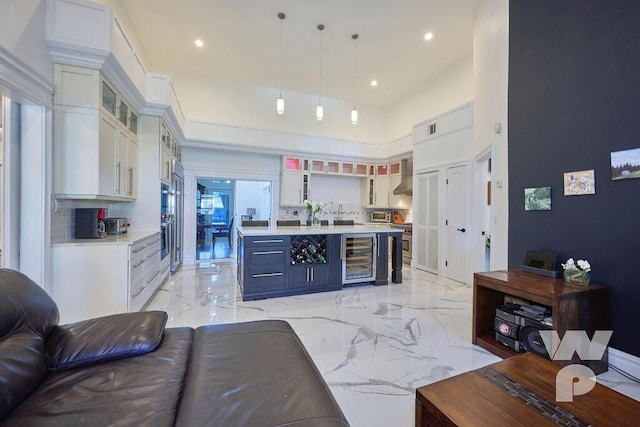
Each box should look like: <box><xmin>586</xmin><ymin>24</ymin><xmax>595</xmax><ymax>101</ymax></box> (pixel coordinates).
<box><xmin>609</xmin><ymin>347</ymin><xmax>640</xmax><ymax>379</ymax></box>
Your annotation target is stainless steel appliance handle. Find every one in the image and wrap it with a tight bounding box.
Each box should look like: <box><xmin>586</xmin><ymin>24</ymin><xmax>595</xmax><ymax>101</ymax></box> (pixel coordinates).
<box><xmin>253</xmin><ymin>239</ymin><xmax>283</xmax><ymax>244</ymax></box>
<box><xmin>252</xmin><ymin>250</ymin><xmax>283</xmax><ymax>255</ymax></box>
<box><xmin>133</xmin><ymin>259</ymin><xmax>146</xmax><ymax>268</ymax></box>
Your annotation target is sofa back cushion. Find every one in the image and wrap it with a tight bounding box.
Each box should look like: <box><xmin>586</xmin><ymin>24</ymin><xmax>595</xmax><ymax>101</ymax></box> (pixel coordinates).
<box><xmin>0</xmin><ymin>269</ymin><xmax>59</xmax><ymax>421</ymax></box>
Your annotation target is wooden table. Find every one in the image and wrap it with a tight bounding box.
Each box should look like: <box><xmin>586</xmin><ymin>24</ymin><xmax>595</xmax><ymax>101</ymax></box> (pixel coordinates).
<box><xmin>415</xmin><ymin>353</ymin><xmax>640</xmax><ymax>426</ymax></box>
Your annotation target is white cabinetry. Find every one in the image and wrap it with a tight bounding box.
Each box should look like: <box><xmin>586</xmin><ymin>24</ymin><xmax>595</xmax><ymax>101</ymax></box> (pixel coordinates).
<box><xmin>53</xmin><ymin>64</ymin><xmax>138</xmax><ymax>200</ymax></box>
<box><xmin>280</xmin><ymin>157</ymin><xmax>310</xmax><ymax>207</ymax></box>
<box><xmin>373</xmin><ymin>164</ymin><xmax>390</xmax><ymax>208</ymax></box>
<box><xmin>52</xmin><ymin>232</ymin><xmax>164</xmax><ymax>324</ymax></box>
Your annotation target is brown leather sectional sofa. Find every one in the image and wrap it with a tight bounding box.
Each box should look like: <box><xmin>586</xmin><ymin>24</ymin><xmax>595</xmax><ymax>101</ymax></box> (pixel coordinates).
<box><xmin>0</xmin><ymin>269</ymin><xmax>349</xmax><ymax>426</ymax></box>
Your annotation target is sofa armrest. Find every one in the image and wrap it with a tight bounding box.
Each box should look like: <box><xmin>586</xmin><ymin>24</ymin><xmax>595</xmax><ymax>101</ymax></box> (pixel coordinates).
<box><xmin>46</xmin><ymin>311</ymin><xmax>167</xmax><ymax>371</ymax></box>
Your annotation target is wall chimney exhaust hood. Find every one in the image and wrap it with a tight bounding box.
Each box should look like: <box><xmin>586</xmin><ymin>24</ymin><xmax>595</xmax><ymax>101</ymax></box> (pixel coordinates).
<box><xmin>392</xmin><ymin>157</ymin><xmax>413</xmax><ymax>195</ymax></box>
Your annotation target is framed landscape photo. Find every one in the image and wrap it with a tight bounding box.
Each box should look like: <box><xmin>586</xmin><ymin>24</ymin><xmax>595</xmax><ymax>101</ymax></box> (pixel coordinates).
<box><xmin>563</xmin><ymin>169</ymin><xmax>595</xmax><ymax>196</ymax></box>
<box><xmin>611</xmin><ymin>147</ymin><xmax>640</xmax><ymax>181</ymax></box>
<box><xmin>524</xmin><ymin>187</ymin><xmax>552</xmax><ymax>211</ymax></box>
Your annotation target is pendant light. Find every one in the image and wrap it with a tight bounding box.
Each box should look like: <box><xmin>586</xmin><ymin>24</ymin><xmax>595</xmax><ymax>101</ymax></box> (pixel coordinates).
<box><xmin>276</xmin><ymin>12</ymin><xmax>286</xmax><ymax>115</ymax></box>
<box><xmin>316</xmin><ymin>24</ymin><xmax>325</xmax><ymax>121</ymax></box>
<box><xmin>351</xmin><ymin>34</ymin><xmax>359</xmax><ymax>124</ymax></box>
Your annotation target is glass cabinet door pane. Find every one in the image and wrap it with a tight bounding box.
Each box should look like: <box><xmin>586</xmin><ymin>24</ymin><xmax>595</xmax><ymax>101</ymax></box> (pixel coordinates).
<box><xmin>118</xmin><ymin>100</ymin><xmax>128</xmax><ymax>126</ymax></box>
<box><xmin>102</xmin><ymin>82</ymin><xmax>117</xmax><ymax>115</ymax></box>
<box><xmin>129</xmin><ymin>111</ymin><xmax>138</xmax><ymax>134</ymax></box>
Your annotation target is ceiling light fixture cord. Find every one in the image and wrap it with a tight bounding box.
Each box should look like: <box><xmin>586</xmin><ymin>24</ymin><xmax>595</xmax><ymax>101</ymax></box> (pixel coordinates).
<box><xmin>317</xmin><ymin>24</ymin><xmax>325</xmax><ymax>121</ymax></box>
<box><xmin>352</xmin><ymin>34</ymin><xmax>359</xmax><ymax>124</ymax></box>
<box><xmin>276</xmin><ymin>12</ymin><xmax>286</xmax><ymax>115</ymax></box>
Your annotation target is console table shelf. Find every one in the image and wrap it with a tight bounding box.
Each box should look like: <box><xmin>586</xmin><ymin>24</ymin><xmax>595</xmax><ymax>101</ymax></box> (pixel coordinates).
<box><xmin>473</xmin><ymin>269</ymin><xmax>610</xmax><ymax>374</ymax></box>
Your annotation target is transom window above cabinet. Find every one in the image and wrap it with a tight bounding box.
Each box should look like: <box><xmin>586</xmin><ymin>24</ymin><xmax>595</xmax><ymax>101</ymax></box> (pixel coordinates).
<box><xmin>118</xmin><ymin>99</ymin><xmax>128</xmax><ymax>127</ymax></box>
<box><xmin>102</xmin><ymin>81</ymin><xmax>117</xmax><ymax>115</ymax></box>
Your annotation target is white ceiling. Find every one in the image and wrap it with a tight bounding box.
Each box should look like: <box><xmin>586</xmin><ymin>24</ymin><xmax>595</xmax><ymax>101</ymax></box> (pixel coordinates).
<box><xmin>117</xmin><ymin>0</ymin><xmax>479</xmax><ymax>109</ymax></box>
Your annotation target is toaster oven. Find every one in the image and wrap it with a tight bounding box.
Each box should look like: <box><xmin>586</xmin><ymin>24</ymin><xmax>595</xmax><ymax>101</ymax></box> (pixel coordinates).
<box><xmin>104</xmin><ymin>218</ymin><xmax>130</xmax><ymax>235</ymax></box>
<box><xmin>370</xmin><ymin>211</ymin><xmax>391</xmax><ymax>223</ymax></box>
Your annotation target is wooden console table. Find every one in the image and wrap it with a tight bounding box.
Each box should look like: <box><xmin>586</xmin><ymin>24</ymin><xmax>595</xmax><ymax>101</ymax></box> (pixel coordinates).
<box><xmin>473</xmin><ymin>269</ymin><xmax>610</xmax><ymax>374</ymax></box>
<box><xmin>415</xmin><ymin>353</ymin><xmax>640</xmax><ymax>427</ymax></box>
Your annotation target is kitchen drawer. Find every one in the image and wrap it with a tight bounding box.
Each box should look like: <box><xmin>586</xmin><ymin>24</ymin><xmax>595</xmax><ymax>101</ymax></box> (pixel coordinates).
<box><xmin>130</xmin><ymin>239</ymin><xmax>147</xmax><ymax>263</ymax></box>
<box><xmin>129</xmin><ymin>277</ymin><xmax>147</xmax><ymax>311</ymax></box>
<box><xmin>247</xmin><ymin>246</ymin><xmax>288</xmax><ymax>267</ymax></box>
<box><xmin>246</xmin><ymin>271</ymin><xmax>285</xmax><ymax>292</ymax></box>
<box><xmin>130</xmin><ymin>255</ymin><xmax>147</xmax><ymax>283</ymax></box>
<box><xmin>245</xmin><ymin>236</ymin><xmax>290</xmax><ymax>248</ymax></box>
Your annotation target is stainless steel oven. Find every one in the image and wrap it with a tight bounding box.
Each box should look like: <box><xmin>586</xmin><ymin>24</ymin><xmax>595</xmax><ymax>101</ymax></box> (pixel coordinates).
<box><xmin>161</xmin><ymin>183</ymin><xmax>172</xmax><ymax>260</ymax></box>
<box><xmin>160</xmin><ymin>221</ymin><xmax>170</xmax><ymax>260</ymax></box>
<box><xmin>402</xmin><ymin>232</ymin><xmax>412</xmax><ymax>265</ymax></box>
<box><xmin>392</xmin><ymin>223</ymin><xmax>412</xmax><ymax>265</ymax></box>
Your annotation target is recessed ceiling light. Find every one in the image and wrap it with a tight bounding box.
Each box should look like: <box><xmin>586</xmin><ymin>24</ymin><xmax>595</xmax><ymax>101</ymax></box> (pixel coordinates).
<box><xmin>370</xmin><ymin>80</ymin><xmax>378</xmax><ymax>87</ymax></box>
<box><xmin>195</xmin><ymin>39</ymin><xmax>204</xmax><ymax>48</ymax></box>
<box><xmin>424</xmin><ymin>32</ymin><xmax>433</xmax><ymax>41</ymax></box>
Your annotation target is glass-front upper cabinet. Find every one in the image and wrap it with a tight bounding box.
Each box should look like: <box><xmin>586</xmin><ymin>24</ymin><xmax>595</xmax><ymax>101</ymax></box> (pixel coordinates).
<box><xmin>283</xmin><ymin>156</ymin><xmax>301</xmax><ymax>172</ymax></box>
<box><xmin>118</xmin><ymin>100</ymin><xmax>128</xmax><ymax>127</ymax></box>
<box><xmin>355</xmin><ymin>163</ymin><xmax>368</xmax><ymax>176</ymax></box>
<box><xmin>101</xmin><ymin>81</ymin><xmax>117</xmax><ymax>116</ymax></box>
<box><xmin>129</xmin><ymin>111</ymin><xmax>138</xmax><ymax>135</ymax></box>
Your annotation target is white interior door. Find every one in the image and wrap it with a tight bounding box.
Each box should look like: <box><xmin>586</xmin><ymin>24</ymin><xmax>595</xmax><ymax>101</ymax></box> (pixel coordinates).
<box><xmin>444</xmin><ymin>164</ymin><xmax>470</xmax><ymax>283</ymax></box>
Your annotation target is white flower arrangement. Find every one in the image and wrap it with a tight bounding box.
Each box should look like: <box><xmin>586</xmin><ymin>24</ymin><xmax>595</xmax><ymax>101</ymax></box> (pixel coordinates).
<box><xmin>561</xmin><ymin>257</ymin><xmax>591</xmax><ymax>272</ymax></box>
<box><xmin>303</xmin><ymin>199</ymin><xmax>331</xmax><ymax>214</ymax></box>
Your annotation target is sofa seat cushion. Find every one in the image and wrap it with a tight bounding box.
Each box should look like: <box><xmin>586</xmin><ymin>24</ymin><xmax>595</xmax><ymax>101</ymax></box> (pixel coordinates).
<box><xmin>0</xmin><ymin>327</ymin><xmax>193</xmax><ymax>427</ymax></box>
<box><xmin>46</xmin><ymin>311</ymin><xmax>168</xmax><ymax>371</ymax></box>
<box><xmin>175</xmin><ymin>320</ymin><xmax>349</xmax><ymax>427</ymax></box>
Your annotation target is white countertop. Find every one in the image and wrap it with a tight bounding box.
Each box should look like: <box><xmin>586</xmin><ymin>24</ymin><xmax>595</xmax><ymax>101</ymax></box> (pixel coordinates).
<box><xmin>52</xmin><ymin>230</ymin><xmax>159</xmax><ymax>246</ymax></box>
<box><xmin>237</xmin><ymin>224</ymin><xmax>402</xmax><ymax>237</ymax></box>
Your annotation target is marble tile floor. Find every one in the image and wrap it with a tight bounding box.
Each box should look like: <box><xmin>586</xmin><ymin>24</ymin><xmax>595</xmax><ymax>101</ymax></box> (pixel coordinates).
<box><xmin>146</xmin><ymin>262</ymin><xmax>640</xmax><ymax>427</ymax></box>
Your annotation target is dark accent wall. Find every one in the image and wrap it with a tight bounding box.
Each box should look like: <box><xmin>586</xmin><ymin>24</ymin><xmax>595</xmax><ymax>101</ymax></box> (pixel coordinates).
<box><xmin>508</xmin><ymin>1</ymin><xmax>640</xmax><ymax>356</ymax></box>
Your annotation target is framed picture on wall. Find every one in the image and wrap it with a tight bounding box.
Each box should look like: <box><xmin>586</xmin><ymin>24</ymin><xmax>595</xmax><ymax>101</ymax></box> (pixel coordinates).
<box><xmin>524</xmin><ymin>187</ymin><xmax>551</xmax><ymax>211</ymax></box>
<box><xmin>611</xmin><ymin>147</ymin><xmax>640</xmax><ymax>180</ymax></box>
<box><xmin>563</xmin><ymin>169</ymin><xmax>595</xmax><ymax>196</ymax></box>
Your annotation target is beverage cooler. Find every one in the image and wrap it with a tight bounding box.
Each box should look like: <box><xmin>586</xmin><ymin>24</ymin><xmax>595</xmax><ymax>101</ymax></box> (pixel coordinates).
<box><xmin>342</xmin><ymin>234</ymin><xmax>376</xmax><ymax>284</ymax></box>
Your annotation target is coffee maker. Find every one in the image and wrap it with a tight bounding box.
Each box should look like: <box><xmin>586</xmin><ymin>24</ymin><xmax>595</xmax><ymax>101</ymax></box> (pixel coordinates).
<box><xmin>75</xmin><ymin>208</ymin><xmax>108</xmax><ymax>239</ymax></box>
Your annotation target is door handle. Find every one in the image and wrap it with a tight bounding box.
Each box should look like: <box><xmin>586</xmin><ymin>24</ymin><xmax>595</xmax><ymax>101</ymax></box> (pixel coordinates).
<box><xmin>457</xmin><ymin>228</ymin><xmax>466</xmax><ymax>233</ymax></box>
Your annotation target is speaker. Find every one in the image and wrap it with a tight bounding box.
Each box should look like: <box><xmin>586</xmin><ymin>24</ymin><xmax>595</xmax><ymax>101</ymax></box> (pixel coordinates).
<box><xmin>519</xmin><ymin>317</ymin><xmax>551</xmax><ymax>359</ymax></box>
<box><xmin>494</xmin><ymin>317</ymin><xmax>519</xmax><ymax>340</ymax></box>
<box><xmin>496</xmin><ymin>332</ymin><xmax>523</xmax><ymax>352</ymax></box>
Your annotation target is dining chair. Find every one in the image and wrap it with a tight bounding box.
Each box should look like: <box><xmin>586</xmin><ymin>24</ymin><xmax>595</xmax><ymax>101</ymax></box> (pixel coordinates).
<box><xmin>277</xmin><ymin>220</ymin><xmax>301</xmax><ymax>226</ymax></box>
<box><xmin>212</xmin><ymin>217</ymin><xmax>234</xmax><ymax>247</ymax></box>
<box><xmin>333</xmin><ymin>219</ymin><xmax>354</xmax><ymax>225</ymax></box>
<box><xmin>242</xmin><ymin>220</ymin><xmax>269</xmax><ymax>227</ymax></box>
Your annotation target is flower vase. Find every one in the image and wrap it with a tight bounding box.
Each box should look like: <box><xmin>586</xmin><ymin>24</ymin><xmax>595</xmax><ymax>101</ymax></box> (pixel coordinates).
<box><xmin>312</xmin><ymin>212</ymin><xmax>320</xmax><ymax>227</ymax></box>
<box><xmin>563</xmin><ymin>269</ymin><xmax>591</xmax><ymax>285</ymax></box>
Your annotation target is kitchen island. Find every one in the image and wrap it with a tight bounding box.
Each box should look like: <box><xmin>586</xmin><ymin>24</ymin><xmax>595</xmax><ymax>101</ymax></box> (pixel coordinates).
<box><xmin>237</xmin><ymin>224</ymin><xmax>403</xmax><ymax>301</ymax></box>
